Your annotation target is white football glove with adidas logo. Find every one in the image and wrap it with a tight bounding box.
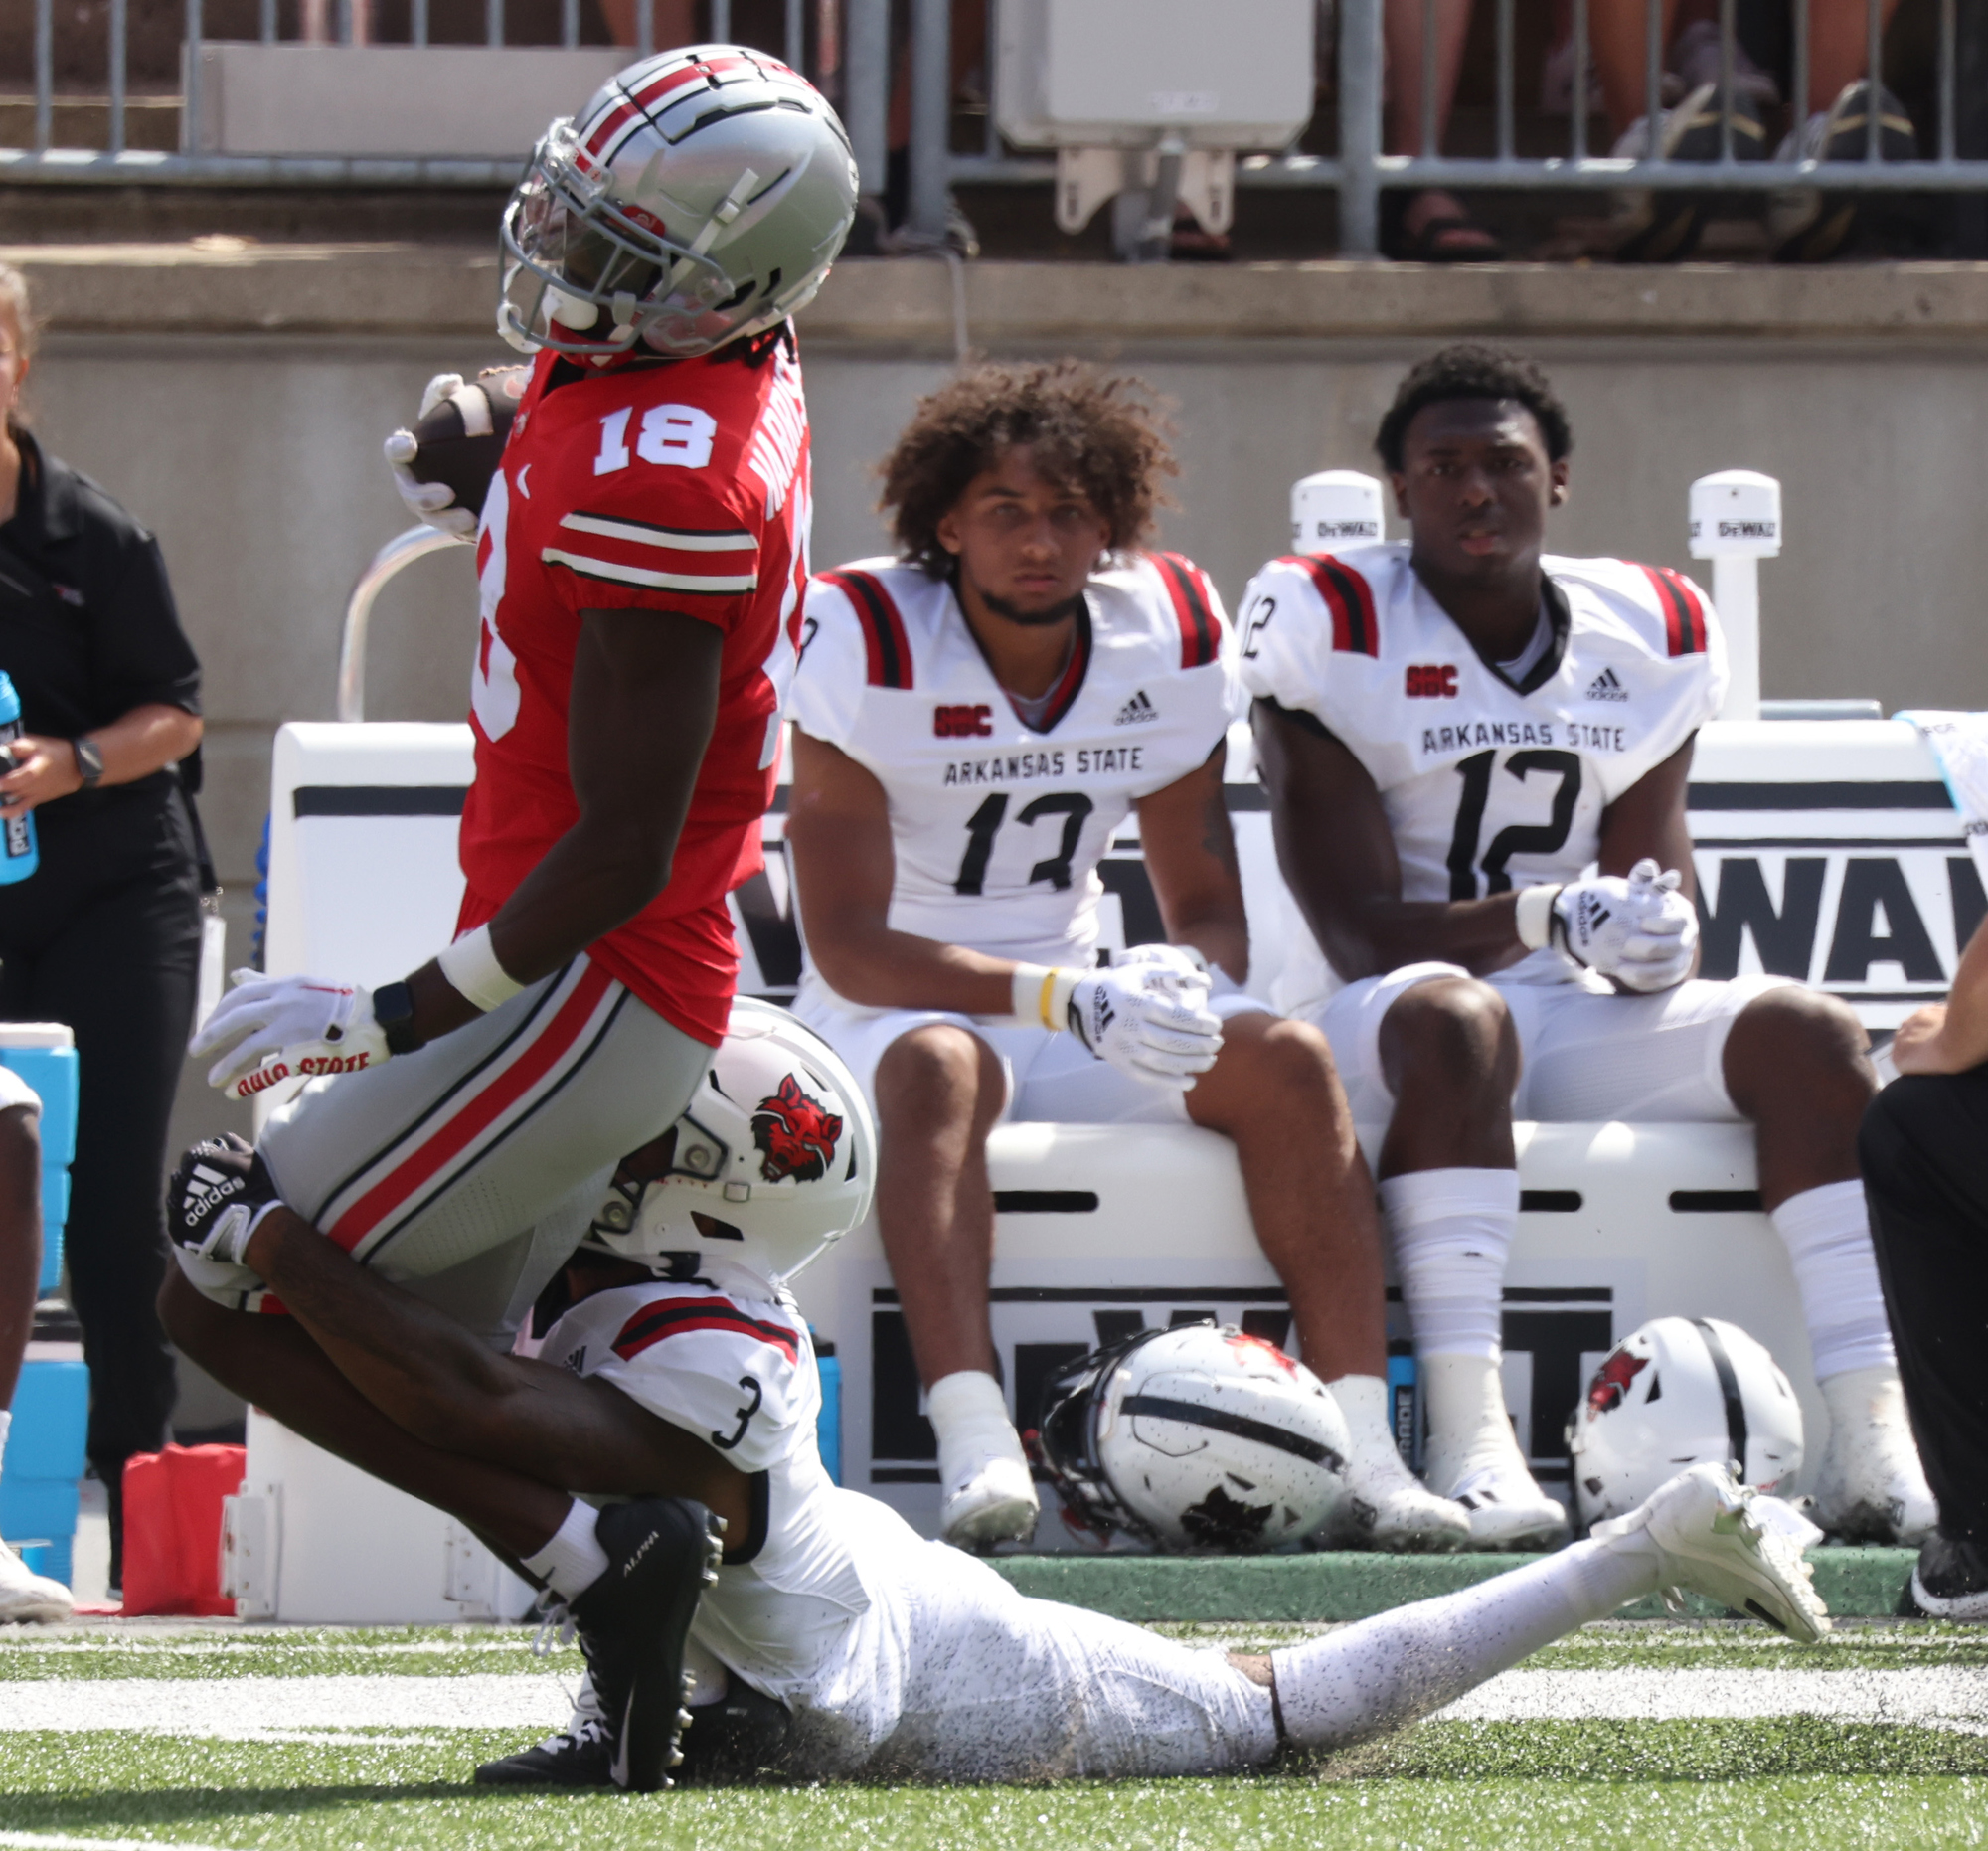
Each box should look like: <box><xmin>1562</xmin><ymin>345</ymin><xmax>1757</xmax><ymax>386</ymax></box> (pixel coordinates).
<box><xmin>1066</xmin><ymin>960</ymin><xmax>1224</xmax><ymax>1090</ymax></box>
<box><xmin>191</xmin><ymin>969</ymin><xmax>393</xmax><ymax>1100</ymax></box>
<box><xmin>1542</xmin><ymin>858</ymin><xmax>1699</xmax><ymax>993</ymax></box>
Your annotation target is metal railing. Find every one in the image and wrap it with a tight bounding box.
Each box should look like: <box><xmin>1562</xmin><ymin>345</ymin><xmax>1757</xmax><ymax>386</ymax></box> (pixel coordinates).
<box><xmin>3</xmin><ymin>0</ymin><xmax>1983</xmax><ymax>255</ymax></box>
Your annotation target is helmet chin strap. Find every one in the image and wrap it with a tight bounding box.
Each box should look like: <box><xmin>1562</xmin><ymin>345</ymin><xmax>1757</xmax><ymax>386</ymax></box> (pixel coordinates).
<box><xmin>659</xmin><ymin>166</ymin><xmax>760</xmax><ymax>301</ymax></box>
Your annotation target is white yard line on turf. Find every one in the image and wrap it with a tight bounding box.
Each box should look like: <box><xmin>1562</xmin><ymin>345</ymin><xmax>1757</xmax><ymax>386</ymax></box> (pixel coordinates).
<box><xmin>0</xmin><ymin>1674</ymin><xmax>571</xmax><ymax>1738</ymax></box>
<box><xmin>0</xmin><ymin>1836</ymin><xmax>234</xmax><ymax>1851</ymax></box>
<box><xmin>1437</xmin><ymin>1666</ymin><xmax>1988</xmax><ymax>1725</ymax></box>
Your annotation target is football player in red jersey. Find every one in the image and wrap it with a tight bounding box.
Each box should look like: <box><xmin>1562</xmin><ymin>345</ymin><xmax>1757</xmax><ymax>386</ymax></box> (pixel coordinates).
<box><xmin>157</xmin><ymin>48</ymin><xmax>858</xmax><ymax>1790</ymax></box>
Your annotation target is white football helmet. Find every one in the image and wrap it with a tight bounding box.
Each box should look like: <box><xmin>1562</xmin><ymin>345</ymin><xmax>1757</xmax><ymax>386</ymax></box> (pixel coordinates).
<box><xmin>582</xmin><ymin>997</ymin><xmax>874</xmax><ymax>1289</ymax></box>
<box><xmin>499</xmin><ymin>45</ymin><xmax>859</xmax><ymax>358</ymax></box>
<box><xmin>1036</xmin><ymin>1322</ymin><xmax>1350</xmax><ymax>1552</ymax></box>
<box><xmin>1567</xmin><ymin>1316</ymin><xmax>1805</xmax><ymax>1531</ymax></box>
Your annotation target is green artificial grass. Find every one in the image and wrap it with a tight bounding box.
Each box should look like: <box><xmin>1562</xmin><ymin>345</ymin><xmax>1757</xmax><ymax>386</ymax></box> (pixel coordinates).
<box><xmin>3</xmin><ymin>1622</ymin><xmax>1985</xmax><ymax>1850</ymax></box>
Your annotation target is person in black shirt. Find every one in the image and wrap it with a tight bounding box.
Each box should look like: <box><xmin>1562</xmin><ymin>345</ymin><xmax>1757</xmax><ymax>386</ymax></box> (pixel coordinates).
<box><xmin>0</xmin><ymin>264</ymin><xmax>205</xmax><ymax>1595</ymax></box>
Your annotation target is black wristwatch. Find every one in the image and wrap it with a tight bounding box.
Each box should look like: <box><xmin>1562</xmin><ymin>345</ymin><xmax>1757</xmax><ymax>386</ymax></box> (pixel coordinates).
<box><xmin>72</xmin><ymin>737</ymin><xmax>103</xmax><ymax>790</ymax></box>
<box><xmin>372</xmin><ymin>979</ymin><xmax>424</xmax><ymax>1056</ymax></box>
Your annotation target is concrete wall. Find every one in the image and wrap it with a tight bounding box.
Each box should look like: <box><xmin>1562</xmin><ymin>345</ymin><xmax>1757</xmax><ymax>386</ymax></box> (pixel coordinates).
<box><xmin>7</xmin><ymin>249</ymin><xmax>1987</xmax><ymax>1420</ymax></box>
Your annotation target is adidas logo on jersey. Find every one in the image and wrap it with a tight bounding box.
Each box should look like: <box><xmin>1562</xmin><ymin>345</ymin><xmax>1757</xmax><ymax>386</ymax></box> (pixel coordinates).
<box><xmin>563</xmin><ymin>1345</ymin><xmax>588</xmax><ymax>1376</ymax></box>
<box><xmin>1114</xmin><ymin>690</ymin><xmax>1159</xmax><ymax>726</ymax></box>
<box><xmin>1586</xmin><ymin>667</ymin><xmax>1630</xmax><ymax>703</ymax></box>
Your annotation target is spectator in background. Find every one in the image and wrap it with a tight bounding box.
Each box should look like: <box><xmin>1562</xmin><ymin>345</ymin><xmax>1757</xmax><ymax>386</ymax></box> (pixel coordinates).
<box><xmin>0</xmin><ymin>264</ymin><xmax>206</xmax><ymax>1599</ymax></box>
<box><xmin>1589</xmin><ymin>0</ymin><xmax>1917</xmax><ymax>259</ymax></box>
<box><xmin>0</xmin><ymin>1064</ymin><xmax>65</xmax><ymax>1620</ymax></box>
<box><xmin>1860</xmin><ymin>910</ymin><xmax>1988</xmax><ymax>1620</ymax></box>
<box><xmin>1382</xmin><ymin>0</ymin><xmax>1504</xmax><ymax>258</ymax></box>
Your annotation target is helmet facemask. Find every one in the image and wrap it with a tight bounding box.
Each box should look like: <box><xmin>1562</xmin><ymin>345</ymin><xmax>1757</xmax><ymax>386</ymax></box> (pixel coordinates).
<box><xmin>498</xmin><ymin>120</ymin><xmax>759</xmax><ymax>359</ymax></box>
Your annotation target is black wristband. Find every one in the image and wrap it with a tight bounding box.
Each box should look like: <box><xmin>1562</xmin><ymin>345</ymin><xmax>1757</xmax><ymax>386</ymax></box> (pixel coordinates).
<box><xmin>373</xmin><ymin>979</ymin><xmax>424</xmax><ymax>1056</ymax></box>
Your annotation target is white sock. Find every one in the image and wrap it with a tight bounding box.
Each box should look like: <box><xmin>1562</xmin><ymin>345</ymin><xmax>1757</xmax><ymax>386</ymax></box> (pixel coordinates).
<box><xmin>1327</xmin><ymin>1373</ymin><xmax>1415</xmax><ymax>1485</ymax></box>
<box><xmin>1380</xmin><ymin>1168</ymin><xmax>1518</xmax><ymax>1359</ymax></box>
<box><xmin>1271</xmin><ymin>1538</ymin><xmax>1658</xmax><ymax>1751</ymax></box>
<box><xmin>1819</xmin><ymin>1367</ymin><xmax>1917</xmax><ymax>1453</ymax></box>
<box><xmin>521</xmin><ymin>1501</ymin><xmax>609</xmax><ymax>1601</ymax></box>
<box><xmin>1771</xmin><ymin>1180</ymin><xmax>1897</xmax><ymax>1380</ymax></box>
<box><xmin>1419</xmin><ymin>1352</ymin><xmax>1533</xmax><ymax>1497</ymax></box>
<box><xmin>927</xmin><ymin>1369</ymin><xmax>1024</xmax><ymax>1467</ymax></box>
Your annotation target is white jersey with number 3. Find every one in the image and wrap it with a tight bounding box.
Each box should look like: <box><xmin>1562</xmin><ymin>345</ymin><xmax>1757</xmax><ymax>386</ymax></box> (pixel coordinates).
<box><xmin>1237</xmin><ymin>541</ymin><xmax>1727</xmax><ymax>1010</ymax></box>
<box><xmin>788</xmin><ymin>554</ymin><xmax>1235</xmax><ymax>997</ymax></box>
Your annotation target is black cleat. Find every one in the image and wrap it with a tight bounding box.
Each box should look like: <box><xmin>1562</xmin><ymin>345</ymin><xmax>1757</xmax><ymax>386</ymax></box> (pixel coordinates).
<box><xmin>474</xmin><ymin>1708</ymin><xmax>614</xmax><ymax>1787</ymax></box>
<box><xmin>570</xmin><ymin>1498</ymin><xmax>724</xmax><ymax>1791</ymax></box>
<box><xmin>674</xmin><ymin>1676</ymin><xmax>794</xmax><ymax>1786</ymax></box>
<box><xmin>1909</xmin><ymin>1532</ymin><xmax>1988</xmax><ymax>1622</ymax></box>
<box><xmin>476</xmin><ymin>1670</ymin><xmax>792</xmax><ymax>1789</ymax></box>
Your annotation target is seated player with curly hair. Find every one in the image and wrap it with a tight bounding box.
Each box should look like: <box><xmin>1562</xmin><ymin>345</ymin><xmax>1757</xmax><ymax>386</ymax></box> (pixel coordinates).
<box><xmin>782</xmin><ymin>360</ymin><xmax>1469</xmax><ymax>1554</ymax></box>
<box><xmin>1240</xmin><ymin>342</ymin><xmax>1934</xmax><ymax>1551</ymax></box>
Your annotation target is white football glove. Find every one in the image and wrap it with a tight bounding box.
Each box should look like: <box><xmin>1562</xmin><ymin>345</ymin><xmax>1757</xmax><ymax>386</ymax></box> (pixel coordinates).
<box><xmin>1553</xmin><ymin>859</ymin><xmax>1699</xmax><ymax>993</ymax></box>
<box><xmin>1066</xmin><ymin>962</ymin><xmax>1223</xmax><ymax>1091</ymax></box>
<box><xmin>1111</xmin><ymin>942</ymin><xmax>1210</xmax><ymax>992</ymax></box>
<box><xmin>190</xmin><ymin>969</ymin><xmax>393</xmax><ymax>1100</ymax></box>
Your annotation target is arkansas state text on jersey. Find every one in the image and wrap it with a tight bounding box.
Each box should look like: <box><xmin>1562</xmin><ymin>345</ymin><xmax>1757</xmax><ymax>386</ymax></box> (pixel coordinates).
<box><xmin>787</xmin><ymin>553</ymin><xmax>1235</xmax><ymax>982</ymax></box>
<box><xmin>459</xmin><ymin>332</ymin><xmax>813</xmax><ymax>1045</ymax></box>
<box><xmin>1237</xmin><ymin>542</ymin><xmax>1727</xmax><ymax>1009</ymax></box>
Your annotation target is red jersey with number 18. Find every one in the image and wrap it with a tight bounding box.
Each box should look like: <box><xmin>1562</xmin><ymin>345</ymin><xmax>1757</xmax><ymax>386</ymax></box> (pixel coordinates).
<box><xmin>456</xmin><ymin>330</ymin><xmax>812</xmax><ymax>1046</ymax></box>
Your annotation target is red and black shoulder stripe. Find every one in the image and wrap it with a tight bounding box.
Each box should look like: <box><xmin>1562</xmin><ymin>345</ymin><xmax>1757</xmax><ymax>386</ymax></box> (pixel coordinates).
<box><xmin>1636</xmin><ymin>564</ymin><xmax>1710</xmax><ymax>656</ymax></box>
<box><xmin>1283</xmin><ymin>554</ymin><xmax>1380</xmax><ymax>657</ymax></box>
<box><xmin>818</xmin><ymin>569</ymin><xmax>914</xmax><ymax>688</ymax></box>
<box><xmin>612</xmin><ymin>1296</ymin><xmax>802</xmax><ymax>1365</ymax></box>
<box><xmin>1148</xmin><ymin>551</ymin><xmax>1222</xmax><ymax>669</ymax></box>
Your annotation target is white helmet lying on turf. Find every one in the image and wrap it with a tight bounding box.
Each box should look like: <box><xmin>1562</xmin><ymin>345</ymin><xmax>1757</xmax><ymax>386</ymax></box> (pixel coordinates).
<box><xmin>1036</xmin><ymin>1322</ymin><xmax>1350</xmax><ymax>1552</ymax></box>
<box><xmin>499</xmin><ymin>45</ymin><xmax>859</xmax><ymax>357</ymax></box>
<box><xmin>582</xmin><ymin>997</ymin><xmax>875</xmax><ymax>1291</ymax></box>
<box><xmin>1567</xmin><ymin>1315</ymin><xmax>1804</xmax><ymax>1531</ymax></box>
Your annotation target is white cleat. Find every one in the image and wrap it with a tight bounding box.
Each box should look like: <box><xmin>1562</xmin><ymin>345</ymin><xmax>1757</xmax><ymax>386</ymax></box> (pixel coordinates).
<box><xmin>1444</xmin><ymin>1464</ymin><xmax>1570</xmax><ymax>1551</ymax></box>
<box><xmin>0</xmin><ymin>1538</ymin><xmax>73</xmax><ymax>1624</ymax></box>
<box><xmin>1808</xmin><ymin>1369</ymin><xmax>1938</xmax><ymax>1545</ymax></box>
<box><xmin>939</xmin><ymin>1449</ymin><xmax>1039</xmax><ymax>1552</ymax></box>
<box><xmin>1598</xmin><ymin>1460</ymin><xmax>1831</xmax><ymax>1643</ymax></box>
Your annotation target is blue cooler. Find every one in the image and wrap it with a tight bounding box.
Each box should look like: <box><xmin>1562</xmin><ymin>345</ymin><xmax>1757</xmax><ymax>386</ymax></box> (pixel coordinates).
<box><xmin>0</xmin><ymin>1353</ymin><xmax>88</xmax><ymax>1586</ymax></box>
<box><xmin>0</xmin><ymin>1025</ymin><xmax>83</xmax><ymax>1585</ymax></box>
<box><xmin>0</xmin><ymin>1025</ymin><xmax>79</xmax><ymax>1295</ymax></box>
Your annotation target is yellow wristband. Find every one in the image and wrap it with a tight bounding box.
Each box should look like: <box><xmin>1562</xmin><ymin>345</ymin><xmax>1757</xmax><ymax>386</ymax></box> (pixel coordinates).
<box><xmin>1010</xmin><ymin>963</ymin><xmax>1081</xmax><ymax>1030</ymax></box>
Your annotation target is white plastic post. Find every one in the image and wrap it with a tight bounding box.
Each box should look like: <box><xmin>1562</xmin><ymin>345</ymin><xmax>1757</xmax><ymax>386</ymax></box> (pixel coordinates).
<box><xmin>1290</xmin><ymin>470</ymin><xmax>1386</xmax><ymax>551</ymax></box>
<box><xmin>1688</xmin><ymin>469</ymin><xmax>1780</xmax><ymax>724</ymax></box>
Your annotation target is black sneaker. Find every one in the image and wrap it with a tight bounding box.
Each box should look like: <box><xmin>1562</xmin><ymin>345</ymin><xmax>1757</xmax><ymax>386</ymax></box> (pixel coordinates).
<box><xmin>570</xmin><ymin>1498</ymin><xmax>724</xmax><ymax>1791</ymax></box>
<box><xmin>477</xmin><ymin>1670</ymin><xmax>792</xmax><ymax>1789</ymax></box>
<box><xmin>1770</xmin><ymin>81</ymin><xmax>1919</xmax><ymax>262</ymax></box>
<box><xmin>1910</xmin><ymin>1532</ymin><xmax>1988</xmax><ymax>1621</ymax></box>
<box><xmin>1611</xmin><ymin>84</ymin><xmax>1769</xmax><ymax>262</ymax></box>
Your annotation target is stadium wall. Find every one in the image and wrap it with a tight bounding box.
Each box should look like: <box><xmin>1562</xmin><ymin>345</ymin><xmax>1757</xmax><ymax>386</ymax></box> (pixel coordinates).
<box><xmin>7</xmin><ymin>243</ymin><xmax>1986</xmax><ymax>1244</ymax></box>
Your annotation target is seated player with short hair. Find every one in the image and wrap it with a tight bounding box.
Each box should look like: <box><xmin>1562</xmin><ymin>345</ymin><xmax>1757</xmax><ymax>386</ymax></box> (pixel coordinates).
<box><xmin>1240</xmin><ymin>342</ymin><xmax>1934</xmax><ymax>1550</ymax></box>
<box><xmin>783</xmin><ymin>361</ymin><xmax>1466</xmax><ymax>1553</ymax></box>
<box><xmin>179</xmin><ymin>1001</ymin><xmax>1831</xmax><ymax>1788</ymax></box>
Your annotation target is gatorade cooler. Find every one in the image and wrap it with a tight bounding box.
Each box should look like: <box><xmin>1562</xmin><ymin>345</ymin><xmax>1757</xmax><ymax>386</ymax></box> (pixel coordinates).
<box><xmin>0</xmin><ymin>1351</ymin><xmax>88</xmax><ymax>1587</ymax></box>
<box><xmin>0</xmin><ymin>1024</ymin><xmax>78</xmax><ymax>1295</ymax></box>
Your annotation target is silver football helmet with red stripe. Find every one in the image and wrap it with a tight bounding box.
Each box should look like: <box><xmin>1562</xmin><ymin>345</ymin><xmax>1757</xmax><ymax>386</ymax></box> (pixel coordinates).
<box><xmin>582</xmin><ymin>997</ymin><xmax>875</xmax><ymax>1289</ymax></box>
<box><xmin>499</xmin><ymin>45</ymin><xmax>859</xmax><ymax>359</ymax></box>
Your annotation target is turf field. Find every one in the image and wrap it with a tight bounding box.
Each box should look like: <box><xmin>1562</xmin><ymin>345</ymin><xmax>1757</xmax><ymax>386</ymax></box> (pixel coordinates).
<box><xmin>4</xmin><ymin>1620</ymin><xmax>1986</xmax><ymax>1851</ymax></box>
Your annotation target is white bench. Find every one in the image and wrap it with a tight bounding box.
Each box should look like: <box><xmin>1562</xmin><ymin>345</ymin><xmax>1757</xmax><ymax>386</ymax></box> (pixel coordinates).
<box><xmin>225</xmin><ymin>715</ymin><xmax>1954</xmax><ymax>1603</ymax></box>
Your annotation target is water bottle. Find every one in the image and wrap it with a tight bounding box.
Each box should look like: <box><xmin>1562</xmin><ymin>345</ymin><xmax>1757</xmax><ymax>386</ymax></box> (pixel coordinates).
<box><xmin>0</xmin><ymin>672</ymin><xmax>39</xmax><ymax>884</ymax></box>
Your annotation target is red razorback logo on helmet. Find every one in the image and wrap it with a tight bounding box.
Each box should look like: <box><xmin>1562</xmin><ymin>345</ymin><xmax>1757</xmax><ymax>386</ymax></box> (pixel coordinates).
<box><xmin>1586</xmin><ymin>1347</ymin><xmax>1649</xmax><ymax>1415</ymax></box>
<box><xmin>750</xmin><ymin>1074</ymin><xmax>843</xmax><ymax>1184</ymax></box>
